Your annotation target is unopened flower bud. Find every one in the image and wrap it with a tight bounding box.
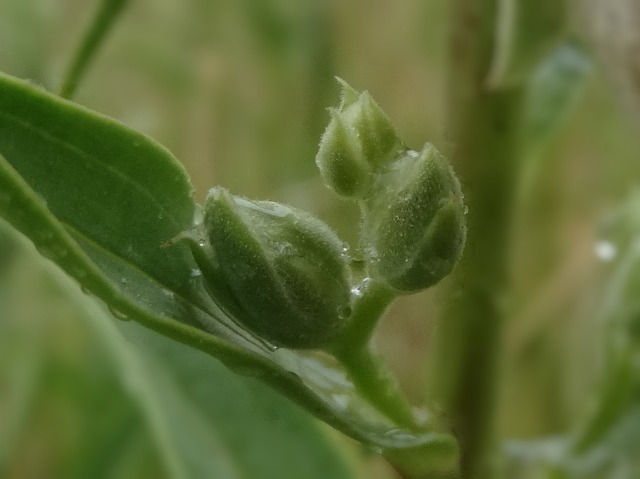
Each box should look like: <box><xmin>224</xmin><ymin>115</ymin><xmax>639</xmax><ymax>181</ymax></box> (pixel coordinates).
<box><xmin>188</xmin><ymin>187</ymin><xmax>352</xmax><ymax>349</ymax></box>
<box><xmin>362</xmin><ymin>144</ymin><xmax>467</xmax><ymax>293</ymax></box>
<box><xmin>316</xmin><ymin>79</ymin><xmax>404</xmax><ymax>198</ymax></box>
<box><xmin>315</xmin><ymin>110</ymin><xmax>371</xmax><ymax>197</ymax></box>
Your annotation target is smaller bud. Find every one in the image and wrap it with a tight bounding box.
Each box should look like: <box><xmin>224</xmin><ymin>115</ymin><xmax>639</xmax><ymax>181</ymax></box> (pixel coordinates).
<box><xmin>315</xmin><ymin>109</ymin><xmax>371</xmax><ymax>197</ymax></box>
<box><xmin>342</xmin><ymin>90</ymin><xmax>403</xmax><ymax>168</ymax></box>
<box><xmin>362</xmin><ymin>144</ymin><xmax>467</xmax><ymax>293</ymax></box>
<box><xmin>316</xmin><ymin>79</ymin><xmax>404</xmax><ymax>198</ymax></box>
<box><xmin>188</xmin><ymin>187</ymin><xmax>352</xmax><ymax>349</ymax></box>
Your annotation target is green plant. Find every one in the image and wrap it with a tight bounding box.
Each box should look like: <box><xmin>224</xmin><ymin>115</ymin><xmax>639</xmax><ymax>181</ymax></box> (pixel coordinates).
<box><xmin>2</xmin><ymin>1</ymin><xmax>640</xmax><ymax>478</ymax></box>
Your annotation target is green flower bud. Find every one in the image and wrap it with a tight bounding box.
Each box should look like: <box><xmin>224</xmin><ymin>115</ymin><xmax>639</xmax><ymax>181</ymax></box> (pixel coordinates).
<box><xmin>362</xmin><ymin>144</ymin><xmax>467</xmax><ymax>293</ymax></box>
<box><xmin>315</xmin><ymin>109</ymin><xmax>371</xmax><ymax>197</ymax></box>
<box><xmin>315</xmin><ymin>79</ymin><xmax>404</xmax><ymax>198</ymax></box>
<box><xmin>343</xmin><ymin>89</ymin><xmax>403</xmax><ymax>168</ymax></box>
<box><xmin>189</xmin><ymin>187</ymin><xmax>352</xmax><ymax>349</ymax></box>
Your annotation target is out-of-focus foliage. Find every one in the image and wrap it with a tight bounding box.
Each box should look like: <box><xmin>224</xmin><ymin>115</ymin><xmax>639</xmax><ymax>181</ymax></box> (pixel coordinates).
<box><xmin>0</xmin><ymin>224</ymin><xmax>359</xmax><ymax>479</ymax></box>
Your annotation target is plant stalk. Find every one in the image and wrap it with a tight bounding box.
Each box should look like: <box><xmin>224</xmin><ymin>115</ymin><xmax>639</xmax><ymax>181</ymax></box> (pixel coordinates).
<box><xmin>427</xmin><ymin>1</ymin><xmax>524</xmax><ymax>477</ymax></box>
<box><xmin>331</xmin><ymin>280</ymin><xmax>419</xmax><ymax>429</ymax></box>
<box><xmin>59</xmin><ymin>0</ymin><xmax>128</xmax><ymax>99</ymax></box>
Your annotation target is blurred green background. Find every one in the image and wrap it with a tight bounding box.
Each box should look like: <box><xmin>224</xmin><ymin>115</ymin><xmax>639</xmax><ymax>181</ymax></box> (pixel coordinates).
<box><xmin>1</xmin><ymin>0</ymin><xmax>640</xmax><ymax>478</ymax></box>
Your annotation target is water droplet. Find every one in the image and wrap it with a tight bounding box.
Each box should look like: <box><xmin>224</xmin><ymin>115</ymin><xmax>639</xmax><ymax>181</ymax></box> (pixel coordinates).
<box><xmin>277</xmin><ymin>242</ymin><xmax>294</xmax><ymax>255</ymax></box>
<box><xmin>412</xmin><ymin>407</ymin><xmax>431</xmax><ymax>426</ymax></box>
<box><xmin>337</xmin><ymin>305</ymin><xmax>352</xmax><ymax>319</ymax></box>
<box><xmin>382</xmin><ymin>427</ymin><xmax>419</xmax><ymax>442</ymax></box>
<box><xmin>351</xmin><ymin>277</ymin><xmax>372</xmax><ymax>299</ymax></box>
<box><xmin>331</xmin><ymin>393</ymin><xmax>350</xmax><ymax>410</ymax></box>
<box><xmin>108</xmin><ymin>306</ymin><xmax>130</xmax><ymax>321</ymax></box>
<box><xmin>407</xmin><ymin>149</ymin><xmax>419</xmax><ymax>158</ymax></box>
<box><xmin>594</xmin><ymin>240</ymin><xmax>617</xmax><ymax>262</ymax></box>
<box><xmin>198</xmin><ymin>240</ymin><xmax>206</xmax><ymax>247</ymax></box>
<box><xmin>365</xmin><ymin>445</ymin><xmax>383</xmax><ymax>455</ymax></box>
<box><xmin>190</xmin><ymin>268</ymin><xmax>202</xmax><ymax>277</ymax></box>
<box><xmin>192</xmin><ymin>205</ymin><xmax>204</xmax><ymax>225</ymax></box>
<box><xmin>463</xmin><ymin>205</ymin><xmax>469</xmax><ymax>215</ymax></box>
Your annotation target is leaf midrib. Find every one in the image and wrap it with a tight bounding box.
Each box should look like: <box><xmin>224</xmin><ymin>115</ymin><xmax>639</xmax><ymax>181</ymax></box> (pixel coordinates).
<box><xmin>0</xmin><ymin>109</ymin><xmax>185</xmax><ymax>232</ymax></box>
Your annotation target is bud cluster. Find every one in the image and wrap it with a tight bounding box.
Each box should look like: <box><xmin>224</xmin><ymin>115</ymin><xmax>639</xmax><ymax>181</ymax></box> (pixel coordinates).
<box><xmin>185</xmin><ymin>79</ymin><xmax>467</xmax><ymax>352</ymax></box>
<box><xmin>316</xmin><ymin>80</ymin><xmax>467</xmax><ymax>294</ymax></box>
<box><xmin>315</xmin><ymin>78</ymin><xmax>404</xmax><ymax>198</ymax></box>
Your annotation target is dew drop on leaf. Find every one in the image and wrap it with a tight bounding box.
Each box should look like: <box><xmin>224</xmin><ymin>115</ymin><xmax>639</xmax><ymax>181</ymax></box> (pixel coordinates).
<box><xmin>337</xmin><ymin>305</ymin><xmax>352</xmax><ymax>319</ymax></box>
<box><xmin>108</xmin><ymin>306</ymin><xmax>130</xmax><ymax>321</ymax></box>
<box><xmin>330</xmin><ymin>393</ymin><xmax>350</xmax><ymax>411</ymax></box>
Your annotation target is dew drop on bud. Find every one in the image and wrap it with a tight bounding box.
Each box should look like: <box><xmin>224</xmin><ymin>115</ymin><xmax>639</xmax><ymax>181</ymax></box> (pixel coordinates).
<box><xmin>351</xmin><ymin>277</ymin><xmax>373</xmax><ymax>298</ymax></box>
<box><xmin>278</xmin><ymin>242</ymin><xmax>294</xmax><ymax>255</ymax></box>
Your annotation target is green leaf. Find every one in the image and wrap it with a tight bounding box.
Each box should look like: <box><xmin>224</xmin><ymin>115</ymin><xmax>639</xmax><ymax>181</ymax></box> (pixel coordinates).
<box><xmin>118</xmin><ymin>320</ymin><xmax>359</xmax><ymax>479</ymax></box>
<box><xmin>3</xmin><ymin>228</ymin><xmax>358</xmax><ymax>479</ymax></box>
<box><xmin>521</xmin><ymin>41</ymin><xmax>592</xmax><ymax>158</ymax></box>
<box><xmin>515</xmin><ymin>42</ymin><xmax>592</xmax><ymax>207</ymax></box>
<box><xmin>52</xmin><ymin>260</ymin><xmax>241</xmax><ymax>479</ymax></box>
<box><xmin>487</xmin><ymin>0</ymin><xmax>566</xmax><ymax>88</ymax></box>
<box><xmin>0</xmin><ymin>71</ymin><xmax>458</xmax><ymax>468</ymax></box>
<box><xmin>572</xmin><ymin>191</ymin><xmax>640</xmax><ymax>453</ymax></box>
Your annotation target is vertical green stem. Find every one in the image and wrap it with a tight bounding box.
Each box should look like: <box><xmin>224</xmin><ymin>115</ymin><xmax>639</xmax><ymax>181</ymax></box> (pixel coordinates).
<box><xmin>59</xmin><ymin>0</ymin><xmax>128</xmax><ymax>99</ymax></box>
<box><xmin>427</xmin><ymin>1</ymin><xmax>523</xmax><ymax>477</ymax></box>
